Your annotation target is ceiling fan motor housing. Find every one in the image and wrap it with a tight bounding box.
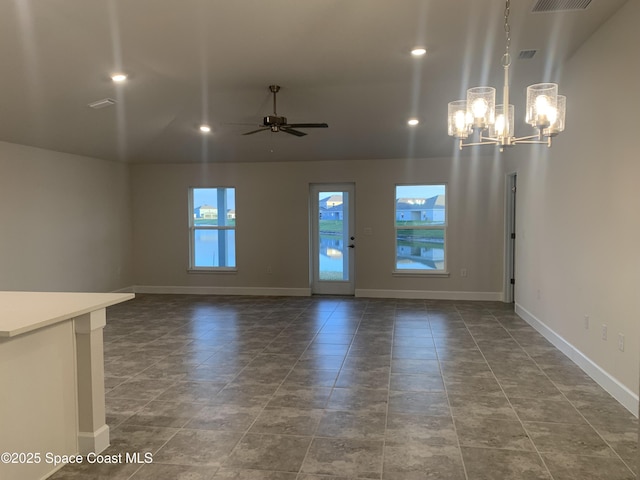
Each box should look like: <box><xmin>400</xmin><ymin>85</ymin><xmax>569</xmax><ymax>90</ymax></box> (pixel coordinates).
<box><xmin>241</xmin><ymin>86</ymin><xmax>326</xmax><ymax>136</ymax></box>
<box><xmin>264</xmin><ymin>115</ymin><xmax>287</xmax><ymax>126</ymax></box>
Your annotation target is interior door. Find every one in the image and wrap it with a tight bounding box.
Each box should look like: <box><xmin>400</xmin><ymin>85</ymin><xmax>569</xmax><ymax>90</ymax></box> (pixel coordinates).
<box><xmin>310</xmin><ymin>183</ymin><xmax>355</xmax><ymax>295</ymax></box>
<box><xmin>505</xmin><ymin>173</ymin><xmax>517</xmax><ymax>303</ymax></box>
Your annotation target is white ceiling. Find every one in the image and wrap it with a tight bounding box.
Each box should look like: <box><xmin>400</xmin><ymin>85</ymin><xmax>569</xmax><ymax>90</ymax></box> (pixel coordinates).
<box><xmin>0</xmin><ymin>0</ymin><xmax>627</xmax><ymax>164</ymax></box>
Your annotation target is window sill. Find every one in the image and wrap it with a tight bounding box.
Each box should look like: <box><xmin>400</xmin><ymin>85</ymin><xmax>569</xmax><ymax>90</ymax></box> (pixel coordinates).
<box><xmin>187</xmin><ymin>268</ymin><xmax>238</xmax><ymax>274</ymax></box>
<box><xmin>392</xmin><ymin>270</ymin><xmax>450</xmax><ymax>278</ymax></box>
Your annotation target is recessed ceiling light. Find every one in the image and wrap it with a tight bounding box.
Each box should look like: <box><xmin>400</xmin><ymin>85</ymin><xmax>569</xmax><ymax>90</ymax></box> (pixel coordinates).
<box><xmin>408</xmin><ymin>118</ymin><xmax>420</xmax><ymax>126</ymax></box>
<box><xmin>111</xmin><ymin>73</ymin><xmax>127</xmax><ymax>82</ymax></box>
<box><xmin>411</xmin><ymin>48</ymin><xmax>427</xmax><ymax>57</ymax></box>
<box><xmin>199</xmin><ymin>125</ymin><xmax>211</xmax><ymax>133</ymax></box>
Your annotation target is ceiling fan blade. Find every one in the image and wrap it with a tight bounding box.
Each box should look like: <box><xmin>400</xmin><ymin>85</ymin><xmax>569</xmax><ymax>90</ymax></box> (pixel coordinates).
<box><xmin>281</xmin><ymin>127</ymin><xmax>307</xmax><ymax>137</ymax></box>
<box><xmin>242</xmin><ymin>127</ymin><xmax>270</xmax><ymax>135</ymax></box>
<box><xmin>286</xmin><ymin>123</ymin><xmax>328</xmax><ymax>128</ymax></box>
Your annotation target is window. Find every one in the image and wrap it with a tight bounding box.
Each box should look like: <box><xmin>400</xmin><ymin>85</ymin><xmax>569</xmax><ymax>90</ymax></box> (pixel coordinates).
<box><xmin>189</xmin><ymin>187</ymin><xmax>236</xmax><ymax>270</ymax></box>
<box><xmin>395</xmin><ymin>184</ymin><xmax>446</xmax><ymax>272</ymax></box>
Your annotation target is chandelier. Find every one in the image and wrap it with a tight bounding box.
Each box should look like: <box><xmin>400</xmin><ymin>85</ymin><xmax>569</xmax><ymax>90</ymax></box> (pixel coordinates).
<box><xmin>447</xmin><ymin>0</ymin><xmax>566</xmax><ymax>152</ymax></box>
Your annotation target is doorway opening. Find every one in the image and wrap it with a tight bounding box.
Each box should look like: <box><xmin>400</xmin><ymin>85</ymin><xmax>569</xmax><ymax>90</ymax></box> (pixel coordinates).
<box><xmin>310</xmin><ymin>183</ymin><xmax>355</xmax><ymax>295</ymax></box>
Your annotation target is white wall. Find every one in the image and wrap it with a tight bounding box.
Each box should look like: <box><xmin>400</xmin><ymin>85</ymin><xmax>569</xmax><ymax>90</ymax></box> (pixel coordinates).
<box><xmin>506</xmin><ymin>0</ymin><xmax>640</xmax><ymax>410</ymax></box>
<box><xmin>130</xmin><ymin>154</ymin><xmax>505</xmax><ymax>299</ymax></box>
<box><xmin>0</xmin><ymin>142</ymin><xmax>133</xmax><ymax>292</ymax></box>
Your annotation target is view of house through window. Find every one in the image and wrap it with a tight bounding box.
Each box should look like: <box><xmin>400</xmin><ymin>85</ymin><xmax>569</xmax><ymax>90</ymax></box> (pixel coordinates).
<box><xmin>318</xmin><ymin>191</ymin><xmax>349</xmax><ymax>281</ymax></box>
<box><xmin>189</xmin><ymin>187</ymin><xmax>236</xmax><ymax>269</ymax></box>
<box><xmin>395</xmin><ymin>184</ymin><xmax>446</xmax><ymax>271</ymax></box>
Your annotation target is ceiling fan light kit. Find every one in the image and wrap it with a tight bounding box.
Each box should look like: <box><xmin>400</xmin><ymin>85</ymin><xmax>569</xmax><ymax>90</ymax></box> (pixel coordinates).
<box><xmin>243</xmin><ymin>85</ymin><xmax>328</xmax><ymax>137</ymax></box>
<box><xmin>447</xmin><ymin>0</ymin><xmax>566</xmax><ymax>152</ymax></box>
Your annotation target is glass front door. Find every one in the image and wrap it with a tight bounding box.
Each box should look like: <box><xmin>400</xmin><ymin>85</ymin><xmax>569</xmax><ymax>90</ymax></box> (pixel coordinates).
<box><xmin>310</xmin><ymin>183</ymin><xmax>355</xmax><ymax>295</ymax></box>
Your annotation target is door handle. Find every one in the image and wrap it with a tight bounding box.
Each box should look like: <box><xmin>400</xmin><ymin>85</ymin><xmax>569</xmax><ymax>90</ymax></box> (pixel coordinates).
<box><xmin>348</xmin><ymin>244</ymin><xmax>355</xmax><ymax>248</ymax></box>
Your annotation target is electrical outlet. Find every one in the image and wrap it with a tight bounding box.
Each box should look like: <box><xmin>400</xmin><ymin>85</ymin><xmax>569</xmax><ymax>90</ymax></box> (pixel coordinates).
<box><xmin>266</xmin><ymin>265</ymin><xmax>273</xmax><ymax>274</ymax></box>
<box><xmin>536</xmin><ymin>289</ymin><xmax>541</xmax><ymax>300</ymax></box>
<box><xmin>618</xmin><ymin>334</ymin><xmax>624</xmax><ymax>352</ymax></box>
<box><xmin>460</xmin><ymin>268</ymin><xmax>467</xmax><ymax>277</ymax></box>
<box><xmin>601</xmin><ymin>324</ymin><xmax>607</xmax><ymax>341</ymax></box>
<box><xmin>584</xmin><ymin>315</ymin><xmax>589</xmax><ymax>330</ymax></box>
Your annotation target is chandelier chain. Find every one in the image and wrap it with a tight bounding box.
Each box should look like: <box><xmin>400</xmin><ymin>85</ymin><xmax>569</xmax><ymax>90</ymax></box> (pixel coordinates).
<box><xmin>503</xmin><ymin>0</ymin><xmax>511</xmax><ymax>67</ymax></box>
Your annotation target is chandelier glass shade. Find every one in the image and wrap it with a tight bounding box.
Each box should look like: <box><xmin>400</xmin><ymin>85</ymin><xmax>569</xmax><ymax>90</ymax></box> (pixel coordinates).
<box><xmin>447</xmin><ymin>0</ymin><xmax>566</xmax><ymax>151</ymax></box>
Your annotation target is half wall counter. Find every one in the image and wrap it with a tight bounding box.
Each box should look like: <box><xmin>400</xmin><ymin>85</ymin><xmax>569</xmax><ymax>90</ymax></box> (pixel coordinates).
<box><xmin>0</xmin><ymin>291</ymin><xmax>134</xmax><ymax>480</ymax></box>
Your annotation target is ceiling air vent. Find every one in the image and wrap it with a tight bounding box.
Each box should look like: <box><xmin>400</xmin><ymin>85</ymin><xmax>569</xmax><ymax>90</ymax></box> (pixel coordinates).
<box><xmin>532</xmin><ymin>0</ymin><xmax>592</xmax><ymax>13</ymax></box>
<box><xmin>88</xmin><ymin>98</ymin><xmax>116</xmax><ymax>109</ymax></box>
<box><xmin>518</xmin><ymin>49</ymin><xmax>537</xmax><ymax>59</ymax></box>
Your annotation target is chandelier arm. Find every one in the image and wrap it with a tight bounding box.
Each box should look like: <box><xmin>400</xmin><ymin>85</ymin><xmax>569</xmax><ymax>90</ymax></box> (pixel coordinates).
<box><xmin>480</xmin><ymin>134</ymin><xmax>500</xmax><ymax>142</ymax></box>
<box><xmin>513</xmin><ymin>138</ymin><xmax>552</xmax><ymax>147</ymax></box>
<box><xmin>511</xmin><ymin>133</ymin><xmax>543</xmax><ymax>142</ymax></box>
<box><xmin>460</xmin><ymin>139</ymin><xmax>499</xmax><ymax>148</ymax></box>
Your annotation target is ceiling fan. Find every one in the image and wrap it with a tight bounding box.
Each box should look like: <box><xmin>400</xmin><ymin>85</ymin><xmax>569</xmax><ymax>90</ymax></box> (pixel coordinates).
<box><xmin>243</xmin><ymin>85</ymin><xmax>328</xmax><ymax>137</ymax></box>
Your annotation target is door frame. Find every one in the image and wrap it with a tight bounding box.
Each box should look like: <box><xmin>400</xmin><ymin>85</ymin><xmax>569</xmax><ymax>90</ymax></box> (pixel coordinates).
<box><xmin>504</xmin><ymin>172</ymin><xmax>517</xmax><ymax>303</ymax></box>
<box><xmin>309</xmin><ymin>183</ymin><xmax>355</xmax><ymax>295</ymax></box>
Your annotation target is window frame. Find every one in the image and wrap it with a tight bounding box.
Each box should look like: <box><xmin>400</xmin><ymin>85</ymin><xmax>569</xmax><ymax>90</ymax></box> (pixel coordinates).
<box><xmin>188</xmin><ymin>186</ymin><xmax>237</xmax><ymax>273</ymax></box>
<box><xmin>393</xmin><ymin>183</ymin><xmax>449</xmax><ymax>276</ymax></box>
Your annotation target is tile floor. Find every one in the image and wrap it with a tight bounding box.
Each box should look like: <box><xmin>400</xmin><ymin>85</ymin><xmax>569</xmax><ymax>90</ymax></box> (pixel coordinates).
<box><xmin>51</xmin><ymin>295</ymin><xmax>637</xmax><ymax>479</ymax></box>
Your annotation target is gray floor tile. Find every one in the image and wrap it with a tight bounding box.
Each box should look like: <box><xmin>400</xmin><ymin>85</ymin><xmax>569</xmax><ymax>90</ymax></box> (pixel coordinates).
<box><xmin>390</xmin><ymin>358</ymin><xmax>441</xmax><ymax>375</ymax></box>
<box><xmin>153</xmin><ymin>429</ymin><xmax>243</xmax><ymax>466</ymax></box>
<box><xmin>389</xmin><ymin>373</ymin><xmax>445</xmax><ymax>392</ymax></box>
<box><xmin>509</xmin><ymin>396</ymin><xmax>587</xmax><ymax>424</ymax></box>
<box><xmin>283</xmin><ymin>368</ymin><xmax>339</xmax><ymax>387</ymax></box>
<box><xmin>385</xmin><ymin>413</ymin><xmax>458</xmax><ymax>446</ymax></box>
<box><xmin>213</xmin><ymin>468</ymin><xmax>296</xmax><ymax>479</ymax></box>
<box><xmin>388</xmin><ymin>391</ymin><xmax>450</xmax><ymax>416</ymax></box>
<box><xmin>383</xmin><ymin>444</ymin><xmax>465</xmax><ymax>479</ymax></box>
<box><xmin>249</xmin><ymin>407</ymin><xmax>323</xmax><ymax>436</ymax></box>
<box><xmin>461</xmin><ymin>447</ymin><xmax>551</xmax><ymax>479</ymax></box>
<box><xmin>571</xmin><ymin>397</ymin><xmax>638</xmax><ymax>428</ymax></box>
<box><xmin>52</xmin><ymin>295</ymin><xmax>637</xmax><ymax>479</ymax></box>
<box><xmin>443</xmin><ymin>373</ymin><xmax>505</xmax><ymax>397</ymax></box>
<box><xmin>185</xmin><ymin>404</ymin><xmax>264</xmax><ymax>431</ymax></box>
<box><xmin>524</xmin><ymin>421</ymin><xmax>617</xmax><ymax>457</ymax></box>
<box><xmin>268</xmin><ymin>385</ymin><xmax>333</xmax><ymax>409</ymax></box>
<box><xmin>454</xmin><ymin>417</ymin><xmax>536</xmax><ymax>450</ymax></box>
<box><xmin>225</xmin><ymin>433</ymin><xmax>312</xmax><ymax>472</ymax></box>
<box><xmin>449</xmin><ymin>393</ymin><xmax>518</xmax><ymax>421</ymax></box>
<box><xmin>302</xmin><ymin>437</ymin><xmax>383</xmax><ymax>478</ymax></box>
<box><xmin>108</xmin><ymin>423</ymin><xmax>179</xmax><ymax>453</ymax></box>
<box><xmin>594</xmin><ymin>422</ymin><xmax>638</xmax><ymax>474</ymax></box>
<box><xmin>335</xmin><ymin>366</ymin><xmax>390</xmax><ymax>390</ymax></box>
<box><xmin>295</xmin><ymin>356</ymin><xmax>346</xmax><ymax>372</ymax></box>
<box><xmin>542</xmin><ymin>452</ymin><xmax>636</xmax><ymax>479</ymax></box>
<box><xmin>315</xmin><ymin>410</ymin><xmax>387</xmax><ymax>440</ymax></box>
<box><xmin>106</xmin><ymin>377</ymin><xmax>177</xmax><ymax>401</ymax></box>
<box><xmin>296</xmin><ymin>475</ymin><xmax>354</xmax><ymax>480</ymax></box>
<box><xmin>500</xmin><ymin>375</ymin><xmax>565</xmax><ymax>400</ymax></box>
<box><xmin>156</xmin><ymin>381</ymin><xmax>228</xmax><ymax>404</ymax></box>
<box><xmin>131</xmin><ymin>463</ymin><xmax>217</xmax><ymax>480</ymax></box>
<box><xmin>327</xmin><ymin>387</ymin><xmax>389</xmax><ymax>413</ymax></box>
<box><xmin>124</xmin><ymin>400</ymin><xmax>205</xmax><ymax>428</ymax></box>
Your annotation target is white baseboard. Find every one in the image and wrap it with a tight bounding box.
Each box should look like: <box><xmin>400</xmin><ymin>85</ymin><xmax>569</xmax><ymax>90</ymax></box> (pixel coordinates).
<box><xmin>131</xmin><ymin>286</ymin><xmax>501</xmax><ymax>301</ymax></box>
<box><xmin>356</xmin><ymin>289</ymin><xmax>503</xmax><ymax>301</ymax></box>
<box><xmin>111</xmin><ymin>285</ymin><xmax>135</xmax><ymax>293</ymax></box>
<box><xmin>515</xmin><ymin>303</ymin><xmax>638</xmax><ymax>417</ymax></box>
<box><xmin>133</xmin><ymin>285</ymin><xmax>311</xmax><ymax>297</ymax></box>
<box><xmin>78</xmin><ymin>424</ymin><xmax>110</xmax><ymax>455</ymax></box>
